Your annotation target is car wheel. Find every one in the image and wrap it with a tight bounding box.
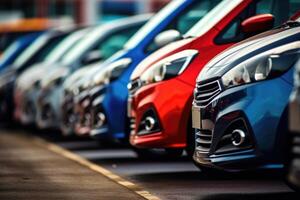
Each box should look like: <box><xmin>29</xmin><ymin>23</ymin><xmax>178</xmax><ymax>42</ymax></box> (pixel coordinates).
<box><xmin>133</xmin><ymin>148</ymin><xmax>183</xmax><ymax>159</ymax></box>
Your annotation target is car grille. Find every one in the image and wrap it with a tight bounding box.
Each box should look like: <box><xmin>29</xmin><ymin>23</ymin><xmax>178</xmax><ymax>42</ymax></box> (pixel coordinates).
<box><xmin>194</xmin><ymin>80</ymin><xmax>222</xmax><ymax>107</ymax></box>
<box><xmin>195</xmin><ymin>130</ymin><xmax>213</xmax><ymax>153</ymax></box>
<box><xmin>128</xmin><ymin>78</ymin><xmax>142</xmax><ymax>95</ymax></box>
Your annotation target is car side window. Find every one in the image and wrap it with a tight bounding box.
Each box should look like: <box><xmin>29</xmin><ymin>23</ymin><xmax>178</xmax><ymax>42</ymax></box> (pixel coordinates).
<box><xmin>255</xmin><ymin>0</ymin><xmax>274</xmax><ymax>15</ymax></box>
<box><xmin>214</xmin><ymin>8</ymin><xmax>248</xmax><ymax>44</ymax></box>
<box><xmin>289</xmin><ymin>0</ymin><xmax>300</xmax><ymax>18</ymax></box>
<box><xmin>215</xmin><ymin>0</ymin><xmax>278</xmax><ymax>44</ymax></box>
<box><xmin>256</xmin><ymin>0</ymin><xmax>300</xmax><ymax>27</ymax></box>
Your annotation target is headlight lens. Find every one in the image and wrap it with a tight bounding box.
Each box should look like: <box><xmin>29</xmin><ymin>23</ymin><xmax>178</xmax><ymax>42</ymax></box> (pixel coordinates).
<box><xmin>140</xmin><ymin>50</ymin><xmax>198</xmax><ymax>85</ymax></box>
<box><xmin>93</xmin><ymin>58</ymin><xmax>132</xmax><ymax>85</ymax></box>
<box><xmin>222</xmin><ymin>47</ymin><xmax>300</xmax><ymax>89</ymax></box>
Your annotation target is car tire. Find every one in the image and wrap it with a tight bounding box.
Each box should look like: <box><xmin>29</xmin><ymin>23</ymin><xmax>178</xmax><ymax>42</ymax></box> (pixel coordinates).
<box><xmin>133</xmin><ymin>148</ymin><xmax>183</xmax><ymax>159</ymax></box>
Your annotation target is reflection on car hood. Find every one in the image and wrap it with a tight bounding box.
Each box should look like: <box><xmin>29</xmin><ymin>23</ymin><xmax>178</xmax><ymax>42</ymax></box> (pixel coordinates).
<box><xmin>197</xmin><ymin>26</ymin><xmax>300</xmax><ymax>81</ymax></box>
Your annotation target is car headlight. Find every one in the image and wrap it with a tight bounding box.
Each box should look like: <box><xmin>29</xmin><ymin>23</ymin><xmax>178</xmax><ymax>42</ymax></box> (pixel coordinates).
<box><xmin>140</xmin><ymin>50</ymin><xmax>198</xmax><ymax>85</ymax></box>
<box><xmin>222</xmin><ymin>44</ymin><xmax>300</xmax><ymax>89</ymax></box>
<box><xmin>93</xmin><ymin>58</ymin><xmax>132</xmax><ymax>85</ymax></box>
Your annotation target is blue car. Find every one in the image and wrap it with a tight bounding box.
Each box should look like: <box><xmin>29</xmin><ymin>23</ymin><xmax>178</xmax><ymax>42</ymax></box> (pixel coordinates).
<box><xmin>84</xmin><ymin>0</ymin><xmax>224</xmax><ymax>142</ymax></box>
<box><xmin>192</xmin><ymin>21</ymin><xmax>300</xmax><ymax>172</ymax></box>
<box><xmin>0</xmin><ymin>33</ymin><xmax>42</xmax><ymax>72</ymax></box>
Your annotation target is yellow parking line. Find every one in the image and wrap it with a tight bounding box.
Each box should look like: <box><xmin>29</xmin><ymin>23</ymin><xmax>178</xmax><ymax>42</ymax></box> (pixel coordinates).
<box><xmin>32</xmin><ymin>137</ymin><xmax>161</xmax><ymax>200</ymax></box>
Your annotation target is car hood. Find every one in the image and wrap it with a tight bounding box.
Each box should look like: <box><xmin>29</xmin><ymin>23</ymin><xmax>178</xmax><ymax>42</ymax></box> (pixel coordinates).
<box><xmin>197</xmin><ymin>26</ymin><xmax>300</xmax><ymax>81</ymax></box>
<box><xmin>15</xmin><ymin>62</ymin><xmax>56</xmax><ymax>91</ymax></box>
<box><xmin>40</xmin><ymin>65</ymin><xmax>70</xmax><ymax>88</ymax></box>
<box><xmin>130</xmin><ymin>38</ymin><xmax>194</xmax><ymax>80</ymax></box>
<box><xmin>63</xmin><ymin>63</ymin><xmax>101</xmax><ymax>91</ymax></box>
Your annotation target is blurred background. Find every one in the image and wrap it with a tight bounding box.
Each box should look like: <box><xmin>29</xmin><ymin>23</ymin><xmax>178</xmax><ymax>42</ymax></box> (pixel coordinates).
<box><xmin>0</xmin><ymin>0</ymin><xmax>171</xmax><ymax>54</ymax></box>
<box><xmin>0</xmin><ymin>0</ymin><xmax>171</xmax><ymax>24</ymax></box>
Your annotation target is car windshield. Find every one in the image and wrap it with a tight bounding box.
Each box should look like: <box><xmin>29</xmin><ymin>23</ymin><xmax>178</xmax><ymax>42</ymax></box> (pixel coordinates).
<box><xmin>44</xmin><ymin>28</ymin><xmax>89</xmax><ymax>64</ymax></box>
<box><xmin>0</xmin><ymin>40</ymin><xmax>20</xmax><ymax>66</ymax></box>
<box><xmin>12</xmin><ymin>34</ymin><xmax>49</xmax><ymax>68</ymax></box>
<box><xmin>0</xmin><ymin>32</ymin><xmax>35</xmax><ymax>52</ymax></box>
<box><xmin>124</xmin><ymin>0</ymin><xmax>185</xmax><ymax>49</ymax></box>
<box><xmin>185</xmin><ymin>0</ymin><xmax>242</xmax><ymax>38</ymax></box>
<box><xmin>61</xmin><ymin>22</ymin><xmax>141</xmax><ymax>66</ymax></box>
<box><xmin>61</xmin><ymin>26</ymin><xmax>104</xmax><ymax>66</ymax></box>
<box><xmin>12</xmin><ymin>33</ymin><xmax>68</xmax><ymax>70</ymax></box>
<box><xmin>125</xmin><ymin>0</ymin><xmax>224</xmax><ymax>50</ymax></box>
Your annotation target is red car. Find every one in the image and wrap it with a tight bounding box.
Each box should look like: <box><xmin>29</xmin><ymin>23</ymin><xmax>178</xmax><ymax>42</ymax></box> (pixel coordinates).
<box><xmin>128</xmin><ymin>0</ymin><xmax>295</xmax><ymax>157</ymax></box>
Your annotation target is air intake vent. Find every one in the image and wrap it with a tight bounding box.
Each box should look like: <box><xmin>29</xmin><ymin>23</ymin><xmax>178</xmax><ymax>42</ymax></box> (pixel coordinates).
<box><xmin>194</xmin><ymin>80</ymin><xmax>222</xmax><ymax>107</ymax></box>
<box><xmin>195</xmin><ymin>130</ymin><xmax>212</xmax><ymax>153</ymax></box>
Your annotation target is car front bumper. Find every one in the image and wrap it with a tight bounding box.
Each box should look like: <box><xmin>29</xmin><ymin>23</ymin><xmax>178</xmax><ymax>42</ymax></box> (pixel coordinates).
<box><xmin>129</xmin><ymin>78</ymin><xmax>193</xmax><ymax>149</ymax></box>
<box><xmin>36</xmin><ymin>86</ymin><xmax>63</xmax><ymax>129</ymax></box>
<box><xmin>193</xmin><ymin>78</ymin><xmax>292</xmax><ymax>171</ymax></box>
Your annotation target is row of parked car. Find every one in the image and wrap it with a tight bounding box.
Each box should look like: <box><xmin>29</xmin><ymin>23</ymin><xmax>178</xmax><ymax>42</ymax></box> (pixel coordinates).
<box><xmin>0</xmin><ymin>0</ymin><xmax>300</xmax><ymax>192</ymax></box>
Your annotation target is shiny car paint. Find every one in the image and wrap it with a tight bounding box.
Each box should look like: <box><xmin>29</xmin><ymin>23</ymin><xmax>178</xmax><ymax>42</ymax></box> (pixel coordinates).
<box><xmin>88</xmin><ymin>0</ymin><xmax>235</xmax><ymax>143</ymax></box>
<box><xmin>129</xmin><ymin>0</ymin><xmax>281</xmax><ymax>152</ymax></box>
<box><xmin>192</xmin><ymin>25</ymin><xmax>300</xmax><ymax>171</ymax></box>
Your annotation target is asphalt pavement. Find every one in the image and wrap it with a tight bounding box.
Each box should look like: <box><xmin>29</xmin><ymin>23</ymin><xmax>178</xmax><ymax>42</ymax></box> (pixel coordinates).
<box><xmin>0</xmin><ymin>130</ymin><xmax>147</xmax><ymax>200</ymax></box>
<box><xmin>0</xmin><ymin>128</ymin><xmax>299</xmax><ymax>200</ymax></box>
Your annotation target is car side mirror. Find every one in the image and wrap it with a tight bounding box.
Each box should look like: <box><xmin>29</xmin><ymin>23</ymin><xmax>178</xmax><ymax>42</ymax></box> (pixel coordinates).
<box><xmin>82</xmin><ymin>50</ymin><xmax>103</xmax><ymax>65</ymax></box>
<box><xmin>242</xmin><ymin>14</ymin><xmax>274</xmax><ymax>37</ymax></box>
<box><xmin>154</xmin><ymin>30</ymin><xmax>181</xmax><ymax>49</ymax></box>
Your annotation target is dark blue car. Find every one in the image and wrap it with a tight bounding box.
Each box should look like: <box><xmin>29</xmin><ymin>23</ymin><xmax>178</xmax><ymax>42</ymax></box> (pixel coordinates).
<box><xmin>192</xmin><ymin>21</ymin><xmax>300</xmax><ymax>172</ymax></box>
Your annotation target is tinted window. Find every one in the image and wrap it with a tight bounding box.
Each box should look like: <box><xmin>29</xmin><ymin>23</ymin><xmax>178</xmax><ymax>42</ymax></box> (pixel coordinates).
<box><xmin>174</xmin><ymin>0</ymin><xmax>221</xmax><ymax>34</ymax></box>
<box><xmin>13</xmin><ymin>33</ymin><xmax>69</xmax><ymax>70</ymax></box>
<box><xmin>255</xmin><ymin>0</ymin><xmax>274</xmax><ymax>15</ymax></box>
<box><xmin>215</xmin><ymin>6</ymin><xmax>248</xmax><ymax>43</ymax></box>
<box><xmin>289</xmin><ymin>0</ymin><xmax>300</xmax><ymax>17</ymax></box>
<box><xmin>34</xmin><ymin>34</ymin><xmax>69</xmax><ymax>63</ymax></box>
<box><xmin>63</xmin><ymin>22</ymin><xmax>144</xmax><ymax>66</ymax></box>
<box><xmin>97</xmin><ymin>26</ymin><xmax>141</xmax><ymax>60</ymax></box>
<box><xmin>0</xmin><ymin>31</ymin><xmax>37</xmax><ymax>52</ymax></box>
<box><xmin>256</xmin><ymin>0</ymin><xmax>300</xmax><ymax>26</ymax></box>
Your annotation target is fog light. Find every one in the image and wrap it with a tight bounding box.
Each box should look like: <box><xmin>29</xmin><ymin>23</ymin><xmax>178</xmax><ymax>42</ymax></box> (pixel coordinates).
<box><xmin>145</xmin><ymin>116</ymin><xmax>156</xmax><ymax>131</ymax></box>
<box><xmin>231</xmin><ymin>129</ymin><xmax>246</xmax><ymax>147</ymax></box>
<box><xmin>138</xmin><ymin>108</ymin><xmax>161</xmax><ymax>135</ymax></box>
